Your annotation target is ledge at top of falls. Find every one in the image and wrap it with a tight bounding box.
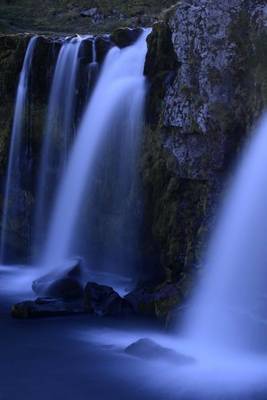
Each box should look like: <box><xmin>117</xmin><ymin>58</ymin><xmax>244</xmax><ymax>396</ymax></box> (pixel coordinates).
<box><xmin>0</xmin><ymin>0</ymin><xmax>174</xmax><ymax>35</ymax></box>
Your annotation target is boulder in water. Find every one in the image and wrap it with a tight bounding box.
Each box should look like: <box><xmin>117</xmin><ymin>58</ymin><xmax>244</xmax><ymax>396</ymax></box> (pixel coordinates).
<box><xmin>84</xmin><ymin>282</ymin><xmax>133</xmax><ymax>317</ymax></box>
<box><xmin>32</xmin><ymin>277</ymin><xmax>83</xmax><ymax>300</ymax></box>
<box><xmin>125</xmin><ymin>338</ymin><xmax>194</xmax><ymax>365</ymax></box>
<box><xmin>11</xmin><ymin>297</ymin><xmax>85</xmax><ymax>319</ymax></box>
<box><xmin>32</xmin><ymin>257</ymin><xmax>84</xmax><ymax>299</ymax></box>
<box><xmin>45</xmin><ymin>278</ymin><xmax>83</xmax><ymax>300</ymax></box>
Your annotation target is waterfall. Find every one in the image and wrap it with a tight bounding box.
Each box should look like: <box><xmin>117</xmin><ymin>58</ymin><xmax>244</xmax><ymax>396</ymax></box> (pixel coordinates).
<box><xmin>0</xmin><ymin>36</ymin><xmax>37</xmax><ymax>263</ymax></box>
<box><xmin>39</xmin><ymin>29</ymin><xmax>150</xmax><ymax>278</ymax></box>
<box><xmin>33</xmin><ymin>36</ymin><xmax>86</xmax><ymax>254</ymax></box>
<box><xmin>184</xmin><ymin>114</ymin><xmax>267</xmax><ymax>354</ymax></box>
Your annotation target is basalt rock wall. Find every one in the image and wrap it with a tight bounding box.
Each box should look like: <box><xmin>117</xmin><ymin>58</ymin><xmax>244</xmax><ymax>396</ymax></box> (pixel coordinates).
<box><xmin>141</xmin><ymin>0</ymin><xmax>267</xmax><ymax>289</ymax></box>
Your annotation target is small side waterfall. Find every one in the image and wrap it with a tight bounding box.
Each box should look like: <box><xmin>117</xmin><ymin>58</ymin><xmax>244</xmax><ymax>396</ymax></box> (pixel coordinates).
<box><xmin>0</xmin><ymin>36</ymin><xmax>37</xmax><ymax>263</ymax></box>
<box><xmin>184</xmin><ymin>114</ymin><xmax>267</xmax><ymax>354</ymax></box>
<box><xmin>33</xmin><ymin>36</ymin><xmax>86</xmax><ymax>253</ymax></box>
<box><xmin>39</xmin><ymin>30</ymin><xmax>150</xmax><ymax>278</ymax></box>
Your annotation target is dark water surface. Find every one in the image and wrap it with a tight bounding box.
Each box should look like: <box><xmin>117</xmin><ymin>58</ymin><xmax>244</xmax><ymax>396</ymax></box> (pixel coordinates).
<box><xmin>1</xmin><ymin>282</ymin><xmax>267</xmax><ymax>400</ymax></box>
<box><xmin>0</xmin><ymin>294</ymin><xmax>167</xmax><ymax>400</ymax></box>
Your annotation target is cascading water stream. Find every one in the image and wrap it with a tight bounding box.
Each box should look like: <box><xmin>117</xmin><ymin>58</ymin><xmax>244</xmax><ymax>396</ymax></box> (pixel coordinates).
<box><xmin>0</xmin><ymin>36</ymin><xmax>37</xmax><ymax>263</ymax></box>
<box><xmin>33</xmin><ymin>36</ymin><xmax>86</xmax><ymax>254</ymax></box>
<box><xmin>39</xmin><ymin>30</ymin><xmax>150</xmax><ymax>277</ymax></box>
<box><xmin>183</xmin><ymin>113</ymin><xmax>267</xmax><ymax>354</ymax></box>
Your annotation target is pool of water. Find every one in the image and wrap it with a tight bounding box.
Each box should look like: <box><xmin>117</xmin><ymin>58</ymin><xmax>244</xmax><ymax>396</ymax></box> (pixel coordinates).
<box><xmin>0</xmin><ymin>267</ymin><xmax>267</xmax><ymax>400</ymax></box>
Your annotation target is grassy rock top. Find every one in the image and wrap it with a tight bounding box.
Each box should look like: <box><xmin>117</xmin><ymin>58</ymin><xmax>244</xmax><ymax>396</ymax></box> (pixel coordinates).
<box><xmin>0</xmin><ymin>0</ymin><xmax>174</xmax><ymax>34</ymax></box>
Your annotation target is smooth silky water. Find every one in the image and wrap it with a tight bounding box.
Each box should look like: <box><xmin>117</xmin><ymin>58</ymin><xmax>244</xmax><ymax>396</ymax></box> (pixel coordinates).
<box><xmin>38</xmin><ymin>29</ymin><xmax>150</xmax><ymax>287</ymax></box>
<box><xmin>33</xmin><ymin>35</ymin><xmax>88</xmax><ymax>256</ymax></box>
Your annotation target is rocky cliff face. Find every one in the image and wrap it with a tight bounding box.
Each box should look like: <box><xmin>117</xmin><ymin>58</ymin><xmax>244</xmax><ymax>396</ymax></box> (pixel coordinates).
<box><xmin>142</xmin><ymin>0</ymin><xmax>267</xmax><ymax>290</ymax></box>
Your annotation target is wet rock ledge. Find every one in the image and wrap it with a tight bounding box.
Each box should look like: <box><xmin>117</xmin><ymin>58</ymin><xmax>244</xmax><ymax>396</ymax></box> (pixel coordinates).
<box><xmin>11</xmin><ymin>260</ymin><xmax>184</xmax><ymax>321</ymax></box>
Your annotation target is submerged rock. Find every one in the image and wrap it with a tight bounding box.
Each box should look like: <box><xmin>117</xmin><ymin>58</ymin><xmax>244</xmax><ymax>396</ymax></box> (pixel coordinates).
<box><xmin>111</xmin><ymin>28</ymin><xmax>143</xmax><ymax>48</ymax></box>
<box><xmin>84</xmin><ymin>282</ymin><xmax>133</xmax><ymax>317</ymax></box>
<box><xmin>11</xmin><ymin>298</ymin><xmax>85</xmax><ymax>319</ymax></box>
<box><xmin>125</xmin><ymin>338</ymin><xmax>194</xmax><ymax>364</ymax></box>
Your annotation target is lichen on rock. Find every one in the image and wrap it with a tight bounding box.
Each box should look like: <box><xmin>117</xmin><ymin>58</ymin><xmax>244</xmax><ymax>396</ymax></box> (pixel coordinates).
<box><xmin>141</xmin><ymin>0</ymin><xmax>267</xmax><ymax>297</ymax></box>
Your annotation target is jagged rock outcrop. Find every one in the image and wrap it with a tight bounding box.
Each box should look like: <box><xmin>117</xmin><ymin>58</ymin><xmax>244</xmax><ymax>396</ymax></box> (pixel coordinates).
<box><xmin>142</xmin><ymin>0</ymin><xmax>267</xmax><ymax>284</ymax></box>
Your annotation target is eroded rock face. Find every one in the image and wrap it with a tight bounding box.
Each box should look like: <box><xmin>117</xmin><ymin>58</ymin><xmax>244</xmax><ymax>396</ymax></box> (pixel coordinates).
<box><xmin>142</xmin><ymin>0</ymin><xmax>267</xmax><ymax>284</ymax></box>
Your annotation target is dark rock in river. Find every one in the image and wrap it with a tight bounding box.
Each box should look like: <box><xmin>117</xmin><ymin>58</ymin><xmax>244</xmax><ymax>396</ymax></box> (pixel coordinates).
<box><xmin>32</xmin><ymin>257</ymin><xmax>84</xmax><ymax>299</ymax></box>
<box><xmin>14</xmin><ymin>279</ymin><xmax>135</xmax><ymax>319</ymax></box>
<box><xmin>125</xmin><ymin>338</ymin><xmax>194</xmax><ymax>364</ymax></box>
<box><xmin>84</xmin><ymin>282</ymin><xmax>133</xmax><ymax>317</ymax></box>
<box><xmin>45</xmin><ymin>278</ymin><xmax>84</xmax><ymax>300</ymax></box>
<box><xmin>11</xmin><ymin>298</ymin><xmax>85</xmax><ymax>319</ymax></box>
<box><xmin>111</xmin><ymin>28</ymin><xmax>143</xmax><ymax>48</ymax></box>
<box><xmin>125</xmin><ymin>283</ymin><xmax>183</xmax><ymax>319</ymax></box>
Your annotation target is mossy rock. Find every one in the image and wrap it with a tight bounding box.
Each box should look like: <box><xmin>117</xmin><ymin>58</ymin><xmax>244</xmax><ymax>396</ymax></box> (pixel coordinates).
<box><xmin>144</xmin><ymin>21</ymin><xmax>179</xmax><ymax>125</ymax></box>
<box><xmin>125</xmin><ymin>282</ymin><xmax>184</xmax><ymax>319</ymax></box>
